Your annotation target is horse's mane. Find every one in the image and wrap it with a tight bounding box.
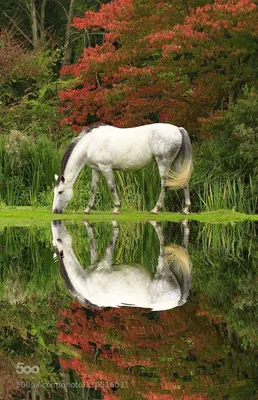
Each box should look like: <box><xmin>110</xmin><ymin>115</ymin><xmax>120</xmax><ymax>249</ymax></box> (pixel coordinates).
<box><xmin>55</xmin><ymin>247</ymin><xmax>75</xmax><ymax>293</ymax></box>
<box><xmin>55</xmin><ymin>124</ymin><xmax>105</xmax><ymax>186</ymax></box>
<box><xmin>55</xmin><ymin>246</ymin><xmax>101</xmax><ymax>310</ymax></box>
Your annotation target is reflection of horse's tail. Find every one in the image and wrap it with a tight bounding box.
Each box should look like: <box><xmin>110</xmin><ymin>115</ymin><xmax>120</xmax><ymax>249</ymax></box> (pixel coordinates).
<box><xmin>165</xmin><ymin>127</ymin><xmax>193</xmax><ymax>188</ymax></box>
<box><xmin>165</xmin><ymin>245</ymin><xmax>191</xmax><ymax>274</ymax></box>
<box><xmin>165</xmin><ymin>244</ymin><xmax>192</xmax><ymax>305</ymax></box>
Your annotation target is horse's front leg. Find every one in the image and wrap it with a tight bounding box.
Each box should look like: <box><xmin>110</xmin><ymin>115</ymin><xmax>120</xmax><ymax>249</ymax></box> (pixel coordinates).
<box><xmin>105</xmin><ymin>221</ymin><xmax>119</xmax><ymax>259</ymax></box>
<box><xmin>83</xmin><ymin>221</ymin><xmax>99</xmax><ymax>263</ymax></box>
<box><xmin>98</xmin><ymin>221</ymin><xmax>119</xmax><ymax>269</ymax></box>
<box><xmin>99</xmin><ymin>165</ymin><xmax>121</xmax><ymax>215</ymax></box>
<box><xmin>84</xmin><ymin>170</ymin><xmax>100</xmax><ymax>214</ymax></box>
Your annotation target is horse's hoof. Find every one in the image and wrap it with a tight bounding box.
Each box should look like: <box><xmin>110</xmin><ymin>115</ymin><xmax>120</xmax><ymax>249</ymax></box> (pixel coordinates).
<box><xmin>112</xmin><ymin>208</ymin><xmax>119</xmax><ymax>215</ymax></box>
<box><xmin>84</xmin><ymin>208</ymin><xmax>91</xmax><ymax>214</ymax></box>
<box><xmin>149</xmin><ymin>220</ymin><xmax>158</xmax><ymax>228</ymax></box>
<box><xmin>83</xmin><ymin>220</ymin><xmax>92</xmax><ymax>227</ymax></box>
<box><xmin>182</xmin><ymin>209</ymin><xmax>190</xmax><ymax>215</ymax></box>
<box><xmin>150</xmin><ymin>209</ymin><xmax>159</xmax><ymax>215</ymax></box>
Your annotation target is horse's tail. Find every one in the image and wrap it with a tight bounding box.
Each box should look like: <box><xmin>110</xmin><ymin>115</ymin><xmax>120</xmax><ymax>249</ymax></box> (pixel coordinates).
<box><xmin>165</xmin><ymin>127</ymin><xmax>193</xmax><ymax>188</ymax></box>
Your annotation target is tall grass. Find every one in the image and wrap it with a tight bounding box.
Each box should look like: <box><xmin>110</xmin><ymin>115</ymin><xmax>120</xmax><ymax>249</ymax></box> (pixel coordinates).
<box><xmin>0</xmin><ymin>133</ymin><xmax>60</xmax><ymax>207</ymax></box>
<box><xmin>195</xmin><ymin>175</ymin><xmax>257</xmax><ymax>214</ymax></box>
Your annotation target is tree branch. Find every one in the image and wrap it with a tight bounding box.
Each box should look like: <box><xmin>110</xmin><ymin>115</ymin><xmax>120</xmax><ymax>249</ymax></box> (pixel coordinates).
<box><xmin>3</xmin><ymin>12</ymin><xmax>34</xmax><ymax>46</ymax></box>
<box><xmin>40</xmin><ymin>0</ymin><xmax>48</xmax><ymax>39</ymax></box>
<box><xmin>54</xmin><ymin>0</ymin><xmax>69</xmax><ymax>20</ymax></box>
<box><xmin>61</xmin><ymin>0</ymin><xmax>76</xmax><ymax>68</ymax></box>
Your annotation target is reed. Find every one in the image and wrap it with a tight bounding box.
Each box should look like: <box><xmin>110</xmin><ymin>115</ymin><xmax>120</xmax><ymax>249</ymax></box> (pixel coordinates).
<box><xmin>195</xmin><ymin>175</ymin><xmax>257</xmax><ymax>214</ymax></box>
<box><xmin>0</xmin><ymin>134</ymin><xmax>60</xmax><ymax>207</ymax></box>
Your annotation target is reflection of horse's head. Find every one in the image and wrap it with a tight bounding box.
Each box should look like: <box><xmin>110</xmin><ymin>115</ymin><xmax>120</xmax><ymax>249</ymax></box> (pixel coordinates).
<box><xmin>51</xmin><ymin>221</ymin><xmax>192</xmax><ymax>311</ymax></box>
<box><xmin>51</xmin><ymin>221</ymin><xmax>100</xmax><ymax>310</ymax></box>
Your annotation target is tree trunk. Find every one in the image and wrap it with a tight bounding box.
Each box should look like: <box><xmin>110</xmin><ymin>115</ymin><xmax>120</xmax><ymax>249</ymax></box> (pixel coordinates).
<box><xmin>61</xmin><ymin>0</ymin><xmax>76</xmax><ymax>68</ymax></box>
<box><xmin>40</xmin><ymin>0</ymin><xmax>48</xmax><ymax>40</ymax></box>
<box><xmin>29</xmin><ymin>0</ymin><xmax>39</xmax><ymax>49</ymax></box>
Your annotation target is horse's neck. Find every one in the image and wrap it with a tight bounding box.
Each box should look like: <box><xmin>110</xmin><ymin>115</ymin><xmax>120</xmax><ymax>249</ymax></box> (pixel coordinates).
<box><xmin>61</xmin><ymin>247</ymin><xmax>88</xmax><ymax>290</ymax></box>
<box><xmin>65</xmin><ymin>140</ymin><xmax>88</xmax><ymax>184</ymax></box>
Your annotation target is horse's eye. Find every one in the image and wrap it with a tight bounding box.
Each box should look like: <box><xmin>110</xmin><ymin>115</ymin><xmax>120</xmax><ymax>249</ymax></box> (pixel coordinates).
<box><xmin>58</xmin><ymin>191</ymin><xmax>63</xmax><ymax>195</ymax></box>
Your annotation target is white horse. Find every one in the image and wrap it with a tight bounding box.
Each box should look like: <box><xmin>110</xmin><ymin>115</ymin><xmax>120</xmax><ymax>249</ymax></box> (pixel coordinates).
<box><xmin>52</xmin><ymin>123</ymin><xmax>193</xmax><ymax>215</ymax></box>
<box><xmin>51</xmin><ymin>220</ymin><xmax>192</xmax><ymax>311</ymax></box>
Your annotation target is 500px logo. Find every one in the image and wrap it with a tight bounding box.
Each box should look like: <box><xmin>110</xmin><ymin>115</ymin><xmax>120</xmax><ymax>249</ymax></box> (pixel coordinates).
<box><xmin>16</xmin><ymin>363</ymin><xmax>40</xmax><ymax>375</ymax></box>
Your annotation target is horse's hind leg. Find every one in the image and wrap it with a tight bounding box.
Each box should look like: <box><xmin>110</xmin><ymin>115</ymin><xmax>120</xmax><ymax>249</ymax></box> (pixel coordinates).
<box><xmin>182</xmin><ymin>219</ymin><xmax>190</xmax><ymax>248</ymax></box>
<box><xmin>149</xmin><ymin>220</ymin><xmax>165</xmax><ymax>252</ymax></box>
<box><xmin>84</xmin><ymin>170</ymin><xmax>100</xmax><ymax>214</ymax></box>
<box><xmin>182</xmin><ymin>184</ymin><xmax>191</xmax><ymax>215</ymax></box>
<box><xmin>99</xmin><ymin>165</ymin><xmax>121</xmax><ymax>215</ymax></box>
<box><xmin>151</xmin><ymin>160</ymin><xmax>170</xmax><ymax>214</ymax></box>
<box><xmin>173</xmin><ymin>158</ymin><xmax>191</xmax><ymax>215</ymax></box>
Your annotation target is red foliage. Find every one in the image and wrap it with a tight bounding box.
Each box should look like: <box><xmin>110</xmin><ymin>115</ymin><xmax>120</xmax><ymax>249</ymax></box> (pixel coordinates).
<box><xmin>59</xmin><ymin>0</ymin><xmax>258</xmax><ymax>132</ymax></box>
<box><xmin>0</xmin><ymin>29</ymin><xmax>39</xmax><ymax>83</ymax></box>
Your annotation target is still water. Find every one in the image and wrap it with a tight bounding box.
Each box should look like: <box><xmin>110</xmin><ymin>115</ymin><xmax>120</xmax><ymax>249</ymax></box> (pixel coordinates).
<box><xmin>0</xmin><ymin>220</ymin><xmax>258</xmax><ymax>399</ymax></box>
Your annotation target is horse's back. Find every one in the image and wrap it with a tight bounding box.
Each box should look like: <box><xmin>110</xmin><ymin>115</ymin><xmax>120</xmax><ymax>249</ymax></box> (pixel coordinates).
<box><xmin>83</xmin><ymin>263</ymin><xmax>152</xmax><ymax>308</ymax></box>
<box><xmin>84</xmin><ymin>123</ymin><xmax>182</xmax><ymax>171</ymax></box>
<box><xmin>82</xmin><ymin>262</ymin><xmax>181</xmax><ymax>309</ymax></box>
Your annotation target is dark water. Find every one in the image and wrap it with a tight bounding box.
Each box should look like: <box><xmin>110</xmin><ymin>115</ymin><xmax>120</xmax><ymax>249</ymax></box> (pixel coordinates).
<box><xmin>0</xmin><ymin>220</ymin><xmax>258</xmax><ymax>399</ymax></box>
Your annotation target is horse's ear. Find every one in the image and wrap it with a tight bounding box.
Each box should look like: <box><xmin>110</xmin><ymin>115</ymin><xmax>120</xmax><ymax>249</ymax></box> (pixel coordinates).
<box><xmin>54</xmin><ymin>174</ymin><xmax>58</xmax><ymax>181</ymax></box>
<box><xmin>61</xmin><ymin>175</ymin><xmax>65</xmax><ymax>183</ymax></box>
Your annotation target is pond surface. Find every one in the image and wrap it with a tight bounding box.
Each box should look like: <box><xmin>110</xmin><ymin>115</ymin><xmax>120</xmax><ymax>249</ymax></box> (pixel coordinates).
<box><xmin>0</xmin><ymin>220</ymin><xmax>258</xmax><ymax>399</ymax></box>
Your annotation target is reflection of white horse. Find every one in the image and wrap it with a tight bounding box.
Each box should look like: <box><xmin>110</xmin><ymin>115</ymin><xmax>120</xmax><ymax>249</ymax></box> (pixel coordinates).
<box><xmin>52</xmin><ymin>221</ymin><xmax>191</xmax><ymax>311</ymax></box>
<box><xmin>52</xmin><ymin>123</ymin><xmax>193</xmax><ymax>215</ymax></box>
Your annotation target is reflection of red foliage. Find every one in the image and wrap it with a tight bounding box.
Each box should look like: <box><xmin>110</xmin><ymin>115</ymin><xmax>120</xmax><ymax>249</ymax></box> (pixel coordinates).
<box><xmin>146</xmin><ymin>396</ymin><xmax>206</xmax><ymax>400</ymax></box>
<box><xmin>59</xmin><ymin>0</ymin><xmax>258</xmax><ymax>132</ymax></box>
<box><xmin>57</xmin><ymin>298</ymin><xmax>243</xmax><ymax>398</ymax></box>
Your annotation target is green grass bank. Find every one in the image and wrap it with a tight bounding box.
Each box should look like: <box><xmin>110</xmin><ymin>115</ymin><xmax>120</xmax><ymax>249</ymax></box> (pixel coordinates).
<box><xmin>0</xmin><ymin>207</ymin><xmax>257</xmax><ymax>227</ymax></box>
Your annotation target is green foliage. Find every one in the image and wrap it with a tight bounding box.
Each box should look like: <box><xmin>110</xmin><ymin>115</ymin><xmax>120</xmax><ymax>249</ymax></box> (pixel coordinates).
<box><xmin>188</xmin><ymin>89</ymin><xmax>258</xmax><ymax>212</ymax></box>
<box><xmin>0</xmin><ymin>39</ymin><xmax>74</xmax><ymax>138</ymax></box>
<box><xmin>197</xmin><ymin>89</ymin><xmax>258</xmax><ymax>177</ymax></box>
<box><xmin>0</xmin><ymin>132</ymin><xmax>60</xmax><ymax>206</ymax></box>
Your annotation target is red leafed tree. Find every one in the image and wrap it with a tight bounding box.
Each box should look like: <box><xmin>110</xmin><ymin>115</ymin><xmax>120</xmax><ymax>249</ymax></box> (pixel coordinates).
<box><xmin>57</xmin><ymin>298</ymin><xmax>254</xmax><ymax>399</ymax></box>
<box><xmin>59</xmin><ymin>0</ymin><xmax>258</xmax><ymax>132</ymax></box>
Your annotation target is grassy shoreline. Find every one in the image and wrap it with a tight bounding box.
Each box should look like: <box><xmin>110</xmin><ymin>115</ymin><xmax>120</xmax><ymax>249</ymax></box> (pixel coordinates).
<box><xmin>0</xmin><ymin>206</ymin><xmax>257</xmax><ymax>227</ymax></box>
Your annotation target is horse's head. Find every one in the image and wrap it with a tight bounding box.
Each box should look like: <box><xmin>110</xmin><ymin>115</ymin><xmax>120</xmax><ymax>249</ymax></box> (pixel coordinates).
<box><xmin>51</xmin><ymin>220</ymin><xmax>72</xmax><ymax>248</ymax></box>
<box><xmin>52</xmin><ymin>174</ymin><xmax>73</xmax><ymax>214</ymax></box>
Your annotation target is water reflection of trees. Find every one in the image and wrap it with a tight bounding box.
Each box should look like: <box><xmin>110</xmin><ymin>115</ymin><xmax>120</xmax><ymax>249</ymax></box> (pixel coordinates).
<box><xmin>0</xmin><ymin>221</ymin><xmax>258</xmax><ymax>398</ymax></box>
<box><xmin>190</xmin><ymin>221</ymin><xmax>258</xmax><ymax>349</ymax></box>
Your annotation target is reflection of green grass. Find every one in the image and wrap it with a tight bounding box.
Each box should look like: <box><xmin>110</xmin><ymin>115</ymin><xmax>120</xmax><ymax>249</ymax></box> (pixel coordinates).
<box><xmin>0</xmin><ymin>206</ymin><xmax>258</xmax><ymax>227</ymax></box>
